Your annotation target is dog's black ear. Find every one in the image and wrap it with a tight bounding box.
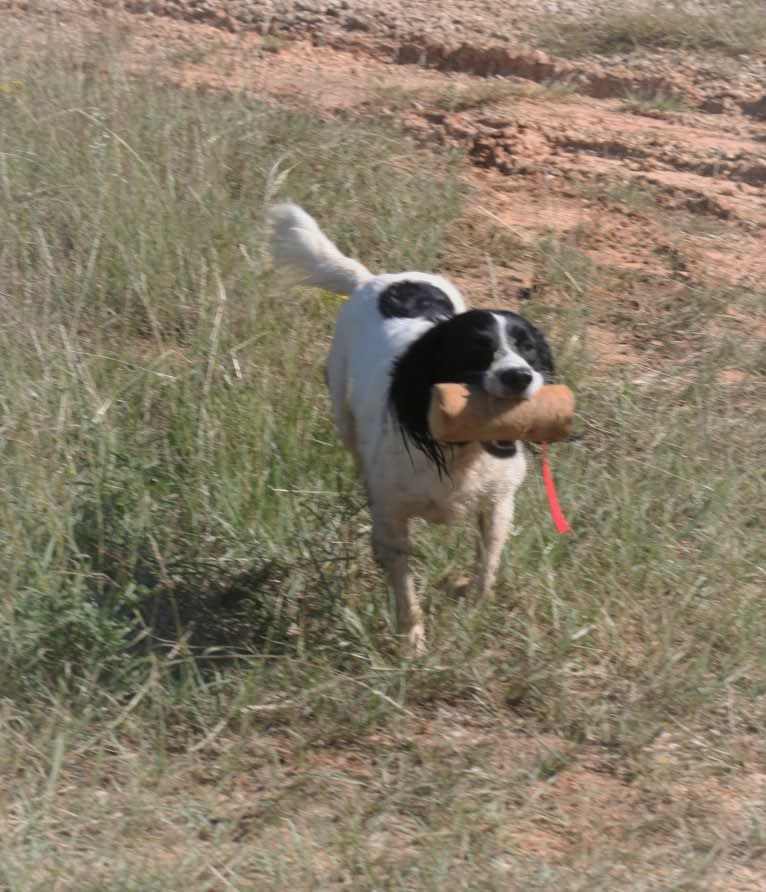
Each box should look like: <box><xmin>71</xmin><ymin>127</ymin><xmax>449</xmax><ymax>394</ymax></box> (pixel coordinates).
<box><xmin>530</xmin><ymin>325</ymin><xmax>555</xmax><ymax>383</ymax></box>
<box><xmin>389</xmin><ymin>325</ymin><xmax>449</xmax><ymax>475</ymax></box>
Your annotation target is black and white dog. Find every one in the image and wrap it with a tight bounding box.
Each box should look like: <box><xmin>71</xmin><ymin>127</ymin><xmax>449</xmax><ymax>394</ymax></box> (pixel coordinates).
<box><xmin>269</xmin><ymin>204</ymin><xmax>554</xmax><ymax>653</ymax></box>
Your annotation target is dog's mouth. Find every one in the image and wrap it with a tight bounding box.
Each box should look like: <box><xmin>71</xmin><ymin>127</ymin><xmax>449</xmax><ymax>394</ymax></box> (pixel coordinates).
<box><xmin>481</xmin><ymin>440</ymin><xmax>517</xmax><ymax>458</ymax></box>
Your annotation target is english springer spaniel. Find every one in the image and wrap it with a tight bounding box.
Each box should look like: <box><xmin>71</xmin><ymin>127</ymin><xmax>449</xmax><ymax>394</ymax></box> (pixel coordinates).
<box><xmin>269</xmin><ymin>204</ymin><xmax>554</xmax><ymax>654</ymax></box>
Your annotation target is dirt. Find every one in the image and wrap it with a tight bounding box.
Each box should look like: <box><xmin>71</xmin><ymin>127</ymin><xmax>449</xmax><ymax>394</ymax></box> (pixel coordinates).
<box><xmin>13</xmin><ymin>0</ymin><xmax>761</xmax><ymax>348</ymax></box>
<box><xmin>3</xmin><ymin>1</ymin><xmax>765</xmax><ymax>885</ymax></box>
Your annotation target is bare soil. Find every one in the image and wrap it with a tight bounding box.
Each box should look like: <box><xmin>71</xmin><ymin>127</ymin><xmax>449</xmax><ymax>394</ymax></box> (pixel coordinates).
<box><xmin>13</xmin><ymin>0</ymin><xmax>762</xmax><ymax>368</ymax></box>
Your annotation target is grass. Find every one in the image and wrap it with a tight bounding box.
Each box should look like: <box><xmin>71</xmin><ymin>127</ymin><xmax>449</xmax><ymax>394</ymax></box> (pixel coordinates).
<box><xmin>581</xmin><ymin>177</ymin><xmax>666</xmax><ymax>215</ymax></box>
<box><xmin>433</xmin><ymin>80</ymin><xmax>578</xmax><ymax>113</ymax></box>
<box><xmin>1</xmin><ymin>15</ymin><xmax>766</xmax><ymax>892</ymax></box>
<box><xmin>367</xmin><ymin>79</ymin><xmax>578</xmax><ymax>116</ymax></box>
<box><xmin>433</xmin><ymin>81</ymin><xmax>530</xmax><ymax>112</ymax></box>
<box><xmin>534</xmin><ymin>0</ymin><xmax>766</xmax><ymax>57</ymax></box>
<box><xmin>621</xmin><ymin>91</ymin><xmax>693</xmax><ymax>117</ymax></box>
<box><xmin>367</xmin><ymin>84</ymin><xmax>427</xmax><ymax>112</ymax></box>
<box><xmin>167</xmin><ymin>44</ymin><xmax>217</xmax><ymax>67</ymax></box>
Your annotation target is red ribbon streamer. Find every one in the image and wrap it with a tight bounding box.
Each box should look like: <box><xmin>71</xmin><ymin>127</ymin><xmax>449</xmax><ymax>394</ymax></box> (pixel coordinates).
<box><xmin>541</xmin><ymin>442</ymin><xmax>571</xmax><ymax>534</ymax></box>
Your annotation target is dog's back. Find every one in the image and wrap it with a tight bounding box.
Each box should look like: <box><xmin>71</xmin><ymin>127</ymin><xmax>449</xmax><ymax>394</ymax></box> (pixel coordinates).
<box><xmin>328</xmin><ymin>272</ymin><xmax>470</xmax><ymax>502</ymax></box>
<box><xmin>268</xmin><ymin>203</ymin><xmax>467</xmax><ymax>485</ymax></box>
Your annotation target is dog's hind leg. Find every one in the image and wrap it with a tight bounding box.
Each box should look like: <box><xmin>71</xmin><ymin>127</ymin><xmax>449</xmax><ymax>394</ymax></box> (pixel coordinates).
<box><xmin>371</xmin><ymin>513</ymin><xmax>425</xmax><ymax>655</ymax></box>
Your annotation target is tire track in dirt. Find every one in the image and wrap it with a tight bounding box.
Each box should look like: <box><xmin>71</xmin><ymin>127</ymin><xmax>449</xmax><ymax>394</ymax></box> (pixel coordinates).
<box><xmin>108</xmin><ymin>0</ymin><xmax>766</xmax><ymax>116</ymax></box>
<box><xmin>396</xmin><ymin>88</ymin><xmax>765</xmax><ymax>297</ymax></box>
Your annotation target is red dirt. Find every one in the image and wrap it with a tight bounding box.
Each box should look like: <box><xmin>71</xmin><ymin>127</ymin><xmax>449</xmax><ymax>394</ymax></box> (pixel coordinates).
<box><xmin>9</xmin><ymin>1</ymin><xmax>763</xmax><ymax>312</ymax></box>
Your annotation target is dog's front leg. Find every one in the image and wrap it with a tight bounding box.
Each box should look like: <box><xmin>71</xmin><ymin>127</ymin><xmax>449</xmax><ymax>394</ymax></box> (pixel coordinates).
<box><xmin>371</xmin><ymin>513</ymin><xmax>425</xmax><ymax>655</ymax></box>
<box><xmin>475</xmin><ymin>497</ymin><xmax>515</xmax><ymax>596</ymax></box>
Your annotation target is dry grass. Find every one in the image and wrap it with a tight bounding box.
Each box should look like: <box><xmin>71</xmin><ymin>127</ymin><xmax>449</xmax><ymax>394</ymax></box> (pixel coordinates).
<box><xmin>534</xmin><ymin>1</ymin><xmax>766</xmax><ymax>57</ymax></box>
<box><xmin>433</xmin><ymin>80</ymin><xmax>578</xmax><ymax>112</ymax></box>
<box><xmin>621</xmin><ymin>92</ymin><xmax>694</xmax><ymax>117</ymax></box>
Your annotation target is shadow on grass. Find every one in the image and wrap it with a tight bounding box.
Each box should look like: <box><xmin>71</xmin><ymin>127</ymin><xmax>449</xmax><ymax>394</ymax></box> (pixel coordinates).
<box><xmin>136</xmin><ymin>558</ymin><xmax>292</xmax><ymax>657</ymax></box>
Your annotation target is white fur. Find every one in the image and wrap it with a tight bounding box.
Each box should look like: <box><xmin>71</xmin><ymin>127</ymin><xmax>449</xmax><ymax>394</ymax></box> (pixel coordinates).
<box><xmin>270</xmin><ymin>204</ymin><xmax>532</xmax><ymax>654</ymax></box>
<box><xmin>484</xmin><ymin>312</ymin><xmax>544</xmax><ymax>399</ymax></box>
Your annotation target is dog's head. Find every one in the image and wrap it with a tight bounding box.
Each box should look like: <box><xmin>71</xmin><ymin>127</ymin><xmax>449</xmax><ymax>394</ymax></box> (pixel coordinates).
<box><xmin>430</xmin><ymin>309</ymin><xmax>554</xmax><ymax>397</ymax></box>
<box><xmin>390</xmin><ymin>309</ymin><xmax>554</xmax><ymax>473</ymax></box>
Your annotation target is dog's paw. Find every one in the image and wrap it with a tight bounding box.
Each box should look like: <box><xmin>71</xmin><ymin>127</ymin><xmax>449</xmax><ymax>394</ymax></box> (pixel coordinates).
<box><xmin>403</xmin><ymin>623</ymin><xmax>427</xmax><ymax>658</ymax></box>
<box><xmin>445</xmin><ymin>573</ymin><xmax>472</xmax><ymax>599</ymax></box>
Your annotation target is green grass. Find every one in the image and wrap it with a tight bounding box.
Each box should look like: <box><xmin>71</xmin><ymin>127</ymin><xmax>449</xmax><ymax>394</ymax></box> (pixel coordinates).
<box><xmin>621</xmin><ymin>91</ymin><xmax>693</xmax><ymax>117</ymax></box>
<box><xmin>1</xmin><ymin>18</ymin><xmax>766</xmax><ymax>892</ymax></box>
<box><xmin>580</xmin><ymin>177</ymin><xmax>667</xmax><ymax>216</ymax></box>
<box><xmin>433</xmin><ymin>79</ymin><xmax>578</xmax><ymax>112</ymax></box>
<box><xmin>0</xmin><ymin>34</ymin><xmax>463</xmax><ymax>695</ymax></box>
<box><xmin>534</xmin><ymin>1</ymin><xmax>766</xmax><ymax>57</ymax></box>
<box><xmin>366</xmin><ymin>84</ymin><xmax>426</xmax><ymax>111</ymax></box>
<box><xmin>367</xmin><ymin>79</ymin><xmax>578</xmax><ymax>116</ymax></box>
<box><xmin>433</xmin><ymin>81</ymin><xmax>529</xmax><ymax>112</ymax></box>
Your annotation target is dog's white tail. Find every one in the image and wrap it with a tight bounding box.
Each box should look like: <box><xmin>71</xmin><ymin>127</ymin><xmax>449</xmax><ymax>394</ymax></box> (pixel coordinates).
<box><xmin>268</xmin><ymin>203</ymin><xmax>372</xmax><ymax>296</ymax></box>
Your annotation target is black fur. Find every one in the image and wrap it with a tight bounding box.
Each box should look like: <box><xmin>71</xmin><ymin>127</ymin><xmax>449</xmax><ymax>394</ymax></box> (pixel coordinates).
<box><xmin>506</xmin><ymin>317</ymin><xmax>555</xmax><ymax>384</ymax></box>
<box><xmin>389</xmin><ymin>309</ymin><xmax>554</xmax><ymax>475</ymax></box>
<box><xmin>378</xmin><ymin>280</ymin><xmax>456</xmax><ymax>323</ymax></box>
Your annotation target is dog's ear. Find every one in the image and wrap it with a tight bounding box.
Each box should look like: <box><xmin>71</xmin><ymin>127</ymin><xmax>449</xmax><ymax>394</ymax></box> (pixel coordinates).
<box><xmin>390</xmin><ymin>323</ymin><xmax>443</xmax><ymax>434</ymax></box>
<box><xmin>389</xmin><ymin>324</ymin><xmax>449</xmax><ymax>475</ymax></box>
<box><xmin>530</xmin><ymin>325</ymin><xmax>555</xmax><ymax>383</ymax></box>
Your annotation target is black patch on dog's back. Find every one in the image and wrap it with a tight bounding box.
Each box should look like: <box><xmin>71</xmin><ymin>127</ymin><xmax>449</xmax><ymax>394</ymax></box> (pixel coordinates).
<box><xmin>378</xmin><ymin>281</ymin><xmax>455</xmax><ymax>323</ymax></box>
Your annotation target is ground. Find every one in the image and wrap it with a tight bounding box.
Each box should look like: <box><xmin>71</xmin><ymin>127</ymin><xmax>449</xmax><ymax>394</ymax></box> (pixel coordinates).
<box><xmin>13</xmin><ymin>0</ymin><xmax>765</xmax><ymax>356</ymax></box>
<box><xmin>1</xmin><ymin>1</ymin><xmax>765</xmax><ymax>889</ymax></box>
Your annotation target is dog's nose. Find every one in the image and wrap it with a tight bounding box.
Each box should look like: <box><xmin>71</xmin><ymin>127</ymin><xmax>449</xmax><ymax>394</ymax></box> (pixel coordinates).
<box><xmin>497</xmin><ymin>368</ymin><xmax>533</xmax><ymax>394</ymax></box>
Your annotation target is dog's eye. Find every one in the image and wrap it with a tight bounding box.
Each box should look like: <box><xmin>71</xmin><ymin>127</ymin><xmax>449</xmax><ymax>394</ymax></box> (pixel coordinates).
<box><xmin>460</xmin><ymin>333</ymin><xmax>494</xmax><ymax>355</ymax></box>
<box><xmin>514</xmin><ymin>335</ymin><xmax>533</xmax><ymax>353</ymax></box>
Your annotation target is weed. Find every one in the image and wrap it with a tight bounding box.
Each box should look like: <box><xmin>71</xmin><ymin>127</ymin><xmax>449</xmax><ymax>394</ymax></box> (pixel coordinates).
<box><xmin>622</xmin><ymin>91</ymin><xmax>693</xmax><ymax>117</ymax></box>
<box><xmin>367</xmin><ymin>84</ymin><xmax>425</xmax><ymax>111</ymax></box>
<box><xmin>534</xmin><ymin>1</ymin><xmax>766</xmax><ymax>57</ymax></box>
<box><xmin>167</xmin><ymin>45</ymin><xmax>214</xmax><ymax>66</ymax></box>
<box><xmin>581</xmin><ymin>176</ymin><xmax>665</xmax><ymax>214</ymax></box>
<box><xmin>261</xmin><ymin>35</ymin><xmax>290</xmax><ymax>54</ymax></box>
<box><xmin>434</xmin><ymin>80</ymin><xmax>527</xmax><ymax>112</ymax></box>
<box><xmin>433</xmin><ymin>79</ymin><xmax>578</xmax><ymax>113</ymax></box>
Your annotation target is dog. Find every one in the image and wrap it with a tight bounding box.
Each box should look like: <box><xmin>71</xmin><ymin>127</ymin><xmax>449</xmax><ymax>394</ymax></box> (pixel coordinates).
<box><xmin>269</xmin><ymin>203</ymin><xmax>554</xmax><ymax>653</ymax></box>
